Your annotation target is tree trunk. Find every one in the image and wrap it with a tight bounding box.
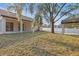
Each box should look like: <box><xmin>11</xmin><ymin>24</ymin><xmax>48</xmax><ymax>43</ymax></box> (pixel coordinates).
<box><xmin>37</xmin><ymin>28</ymin><xmax>40</xmax><ymax>31</ymax></box>
<box><xmin>50</xmin><ymin>15</ymin><xmax>54</xmax><ymax>33</ymax></box>
<box><xmin>50</xmin><ymin>4</ymin><xmax>54</xmax><ymax>33</ymax></box>
<box><xmin>37</xmin><ymin>25</ymin><xmax>40</xmax><ymax>31</ymax></box>
<box><xmin>51</xmin><ymin>22</ymin><xmax>54</xmax><ymax>33</ymax></box>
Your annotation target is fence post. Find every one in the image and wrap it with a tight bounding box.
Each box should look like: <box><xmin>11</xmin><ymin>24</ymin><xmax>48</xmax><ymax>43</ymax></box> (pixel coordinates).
<box><xmin>62</xmin><ymin>24</ymin><xmax>65</xmax><ymax>34</ymax></box>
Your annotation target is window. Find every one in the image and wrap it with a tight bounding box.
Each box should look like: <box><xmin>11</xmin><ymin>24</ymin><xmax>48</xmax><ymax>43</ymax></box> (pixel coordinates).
<box><xmin>6</xmin><ymin>22</ymin><xmax>13</xmax><ymax>31</ymax></box>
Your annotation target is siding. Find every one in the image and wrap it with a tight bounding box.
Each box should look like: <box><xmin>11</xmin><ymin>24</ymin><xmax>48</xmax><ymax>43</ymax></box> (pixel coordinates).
<box><xmin>23</xmin><ymin>21</ymin><xmax>31</xmax><ymax>32</ymax></box>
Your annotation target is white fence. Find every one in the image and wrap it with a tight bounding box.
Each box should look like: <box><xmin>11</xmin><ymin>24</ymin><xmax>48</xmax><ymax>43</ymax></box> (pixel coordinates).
<box><xmin>42</xmin><ymin>28</ymin><xmax>79</xmax><ymax>35</ymax></box>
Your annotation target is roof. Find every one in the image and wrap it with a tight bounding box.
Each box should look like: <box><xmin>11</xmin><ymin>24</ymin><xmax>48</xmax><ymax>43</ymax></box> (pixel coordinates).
<box><xmin>0</xmin><ymin>9</ymin><xmax>33</xmax><ymax>22</ymax></box>
<box><xmin>61</xmin><ymin>16</ymin><xmax>79</xmax><ymax>24</ymax></box>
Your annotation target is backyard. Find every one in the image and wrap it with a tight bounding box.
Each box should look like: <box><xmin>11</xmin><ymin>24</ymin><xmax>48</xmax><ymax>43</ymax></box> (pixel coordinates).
<box><xmin>0</xmin><ymin>32</ymin><xmax>79</xmax><ymax>55</ymax></box>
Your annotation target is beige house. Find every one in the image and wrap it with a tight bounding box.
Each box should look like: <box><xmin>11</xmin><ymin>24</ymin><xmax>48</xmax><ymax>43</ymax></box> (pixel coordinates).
<box><xmin>61</xmin><ymin>16</ymin><xmax>79</xmax><ymax>34</ymax></box>
<box><xmin>0</xmin><ymin>9</ymin><xmax>33</xmax><ymax>34</ymax></box>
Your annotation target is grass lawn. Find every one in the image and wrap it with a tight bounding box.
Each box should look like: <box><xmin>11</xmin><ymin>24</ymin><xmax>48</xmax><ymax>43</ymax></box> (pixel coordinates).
<box><xmin>0</xmin><ymin>32</ymin><xmax>79</xmax><ymax>55</ymax></box>
<box><xmin>70</xmin><ymin>35</ymin><xmax>79</xmax><ymax>38</ymax></box>
<box><xmin>0</xmin><ymin>32</ymin><xmax>46</xmax><ymax>48</ymax></box>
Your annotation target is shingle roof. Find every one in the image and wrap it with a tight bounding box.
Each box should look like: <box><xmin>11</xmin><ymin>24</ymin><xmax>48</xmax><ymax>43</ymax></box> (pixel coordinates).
<box><xmin>61</xmin><ymin>16</ymin><xmax>79</xmax><ymax>24</ymax></box>
<box><xmin>0</xmin><ymin>9</ymin><xmax>33</xmax><ymax>22</ymax></box>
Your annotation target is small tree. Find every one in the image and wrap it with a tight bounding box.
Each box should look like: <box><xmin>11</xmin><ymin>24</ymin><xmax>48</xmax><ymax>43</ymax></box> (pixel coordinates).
<box><xmin>34</xmin><ymin>11</ymin><xmax>43</xmax><ymax>31</ymax></box>
<box><xmin>7</xmin><ymin>3</ymin><xmax>25</xmax><ymax>32</ymax></box>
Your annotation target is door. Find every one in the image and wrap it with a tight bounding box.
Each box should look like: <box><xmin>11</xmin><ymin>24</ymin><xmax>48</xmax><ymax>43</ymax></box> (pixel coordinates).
<box><xmin>6</xmin><ymin>22</ymin><xmax>14</xmax><ymax>31</ymax></box>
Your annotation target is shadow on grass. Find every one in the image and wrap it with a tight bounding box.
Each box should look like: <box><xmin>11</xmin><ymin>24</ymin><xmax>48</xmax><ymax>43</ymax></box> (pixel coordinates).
<box><xmin>0</xmin><ymin>31</ymin><xmax>47</xmax><ymax>48</ymax></box>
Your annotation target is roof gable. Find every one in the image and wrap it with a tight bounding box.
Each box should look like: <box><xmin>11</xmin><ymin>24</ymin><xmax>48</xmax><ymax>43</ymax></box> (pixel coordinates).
<box><xmin>0</xmin><ymin>9</ymin><xmax>33</xmax><ymax>22</ymax></box>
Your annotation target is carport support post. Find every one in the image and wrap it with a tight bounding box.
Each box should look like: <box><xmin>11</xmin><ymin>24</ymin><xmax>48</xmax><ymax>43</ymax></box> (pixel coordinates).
<box><xmin>20</xmin><ymin>20</ymin><xmax>23</xmax><ymax>32</ymax></box>
<box><xmin>62</xmin><ymin>24</ymin><xmax>65</xmax><ymax>34</ymax></box>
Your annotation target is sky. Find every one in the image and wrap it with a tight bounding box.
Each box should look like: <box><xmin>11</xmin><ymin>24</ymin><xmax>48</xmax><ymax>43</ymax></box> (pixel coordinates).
<box><xmin>0</xmin><ymin>3</ymin><xmax>33</xmax><ymax>18</ymax></box>
<box><xmin>0</xmin><ymin>3</ymin><xmax>7</xmax><ymax>9</ymax></box>
<box><xmin>0</xmin><ymin>3</ymin><xmax>78</xmax><ymax>25</ymax></box>
<box><xmin>0</xmin><ymin>3</ymin><xmax>49</xmax><ymax>25</ymax></box>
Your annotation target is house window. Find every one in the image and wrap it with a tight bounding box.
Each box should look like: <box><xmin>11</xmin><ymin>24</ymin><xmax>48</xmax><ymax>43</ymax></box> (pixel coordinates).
<box><xmin>6</xmin><ymin>22</ymin><xmax>13</xmax><ymax>31</ymax></box>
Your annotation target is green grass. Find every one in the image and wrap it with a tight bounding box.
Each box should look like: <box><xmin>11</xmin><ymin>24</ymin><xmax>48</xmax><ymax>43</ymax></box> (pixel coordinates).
<box><xmin>0</xmin><ymin>32</ymin><xmax>79</xmax><ymax>55</ymax></box>
<box><xmin>70</xmin><ymin>35</ymin><xmax>79</xmax><ymax>38</ymax></box>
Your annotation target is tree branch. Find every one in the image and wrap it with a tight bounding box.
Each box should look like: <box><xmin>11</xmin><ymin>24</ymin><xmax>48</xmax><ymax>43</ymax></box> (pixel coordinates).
<box><xmin>53</xmin><ymin>3</ymin><xmax>66</xmax><ymax>20</ymax></box>
<box><xmin>54</xmin><ymin>9</ymin><xmax>74</xmax><ymax>23</ymax></box>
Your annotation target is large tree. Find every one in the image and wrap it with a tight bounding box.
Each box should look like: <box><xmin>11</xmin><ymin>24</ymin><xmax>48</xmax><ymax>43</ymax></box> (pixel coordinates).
<box><xmin>29</xmin><ymin>3</ymin><xmax>79</xmax><ymax>33</ymax></box>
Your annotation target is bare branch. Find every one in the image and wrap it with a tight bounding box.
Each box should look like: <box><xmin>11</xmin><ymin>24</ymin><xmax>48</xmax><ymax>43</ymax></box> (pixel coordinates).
<box><xmin>53</xmin><ymin>3</ymin><xmax>66</xmax><ymax>20</ymax></box>
<box><xmin>54</xmin><ymin>9</ymin><xmax>74</xmax><ymax>23</ymax></box>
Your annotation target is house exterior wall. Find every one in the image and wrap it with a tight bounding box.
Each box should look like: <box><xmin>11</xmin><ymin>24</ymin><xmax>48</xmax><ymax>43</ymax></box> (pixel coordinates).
<box><xmin>0</xmin><ymin>16</ymin><xmax>32</xmax><ymax>34</ymax></box>
<box><xmin>4</xmin><ymin>17</ymin><xmax>19</xmax><ymax>32</ymax></box>
<box><xmin>23</xmin><ymin>21</ymin><xmax>32</xmax><ymax>32</ymax></box>
<box><xmin>0</xmin><ymin>16</ymin><xmax>6</xmax><ymax>34</ymax></box>
<box><xmin>0</xmin><ymin>16</ymin><xmax>3</xmax><ymax>33</ymax></box>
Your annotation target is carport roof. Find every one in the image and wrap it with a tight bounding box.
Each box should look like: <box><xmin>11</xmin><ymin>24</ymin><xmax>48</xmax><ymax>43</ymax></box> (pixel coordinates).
<box><xmin>61</xmin><ymin>16</ymin><xmax>79</xmax><ymax>24</ymax></box>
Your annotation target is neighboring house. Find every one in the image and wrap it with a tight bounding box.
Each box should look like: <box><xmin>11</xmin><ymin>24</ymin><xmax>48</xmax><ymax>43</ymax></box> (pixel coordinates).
<box><xmin>0</xmin><ymin>9</ymin><xmax>33</xmax><ymax>34</ymax></box>
<box><xmin>61</xmin><ymin>16</ymin><xmax>79</xmax><ymax>35</ymax></box>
